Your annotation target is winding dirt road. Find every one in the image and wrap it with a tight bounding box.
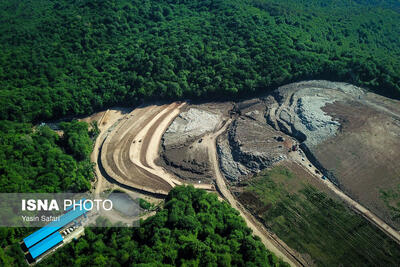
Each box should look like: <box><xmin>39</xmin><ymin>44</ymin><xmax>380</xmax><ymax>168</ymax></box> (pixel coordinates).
<box><xmin>91</xmin><ymin>104</ymin><xmax>297</xmax><ymax>265</ymax></box>
<box><xmin>92</xmin><ymin>100</ymin><xmax>400</xmax><ymax>267</ymax></box>
<box><xmin>94</xmin><ymin>103</ymin><xmax>215</xmax><ymax>197</ymax></box>
<box><xmin>100</xmin><ymin>104</ymin><xmax>174</xmax><ymax>195</ymax></box>
<box><xmin>289</xmin><ymin>150</ymin><xmax>400</xmax><ymax>245</ymax></box>
<box><xmin>92</xmin><ymin>108</ymin><xmax>130</xmax><ymax>196</ymax></box>
<box><xmin>268</xmin><ymin>90</ymin><xmax>400</xmax><ymax>246</ymax></box>
<box><xmin>203</xmin><ymin>120</ymin><xmax>304</xmax><ymax>267</ymax></box>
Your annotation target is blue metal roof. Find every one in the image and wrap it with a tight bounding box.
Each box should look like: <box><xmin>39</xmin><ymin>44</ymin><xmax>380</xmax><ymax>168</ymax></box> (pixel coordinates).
<box><xmin>23</xmin><ymin>199</ymin><xmax>91</xmax><ymax>248</ymax></box>
<box><xmin>29</xmin><ymin>232</ymin><xmax>63</xmax><ymax>259</ymax></box>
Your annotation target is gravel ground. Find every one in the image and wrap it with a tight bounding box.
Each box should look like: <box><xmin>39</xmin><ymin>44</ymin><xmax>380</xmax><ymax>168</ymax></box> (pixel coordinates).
<box><xmin>163</xmin><ymin>108</ymin><xmax>222</xmax><ymax>146</ymax></box>
<box><xmin>217</xmin><ymin>137</ymin><xmax>249</xmax><ymax>181</ymax></box>
<box><xmin>295</xmin><ymin>95</ymin><xmax>340</xmax><ymax>147</ymax></box>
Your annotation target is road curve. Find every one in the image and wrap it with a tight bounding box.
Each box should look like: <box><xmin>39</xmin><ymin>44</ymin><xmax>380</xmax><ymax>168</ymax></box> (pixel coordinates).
<box><xmin>129</xmin><ymin>102</ymin><xmax>184</xmax><ymax>187</ymax></box>
<box><xmin>96</xmin><ymin>103</ymin><xmax>216</xmax><ymax>196</ymax></box>
<box><xmin>203</xmin><ymin>120</ymin><xmax>304</xmax><ymax>267</ymax></box>
<box><xmin>101</xmin><ymin>104</ymin><xmax>175</xmax><ymax>195</ymax></box>
<box><xmin>289</xmin><ymin>148</ymin><xmax>400</xmax><ymax>245</ymax></box>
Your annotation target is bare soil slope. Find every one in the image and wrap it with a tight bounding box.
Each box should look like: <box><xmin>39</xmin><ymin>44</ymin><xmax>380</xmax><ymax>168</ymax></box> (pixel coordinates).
<box><xmin>100</xmin><ymin>103</ymin><xmax>183</xmax><ymax>195</ymax></box>
<box><xmin>159</xmin><ymin>103</ymin><xmax>233</xmax><ymax>183</ymax></box>
<box><xmin>267</xmin><ymin>81</ymin><xmax>400</xmax><ymax>229</ymax></box>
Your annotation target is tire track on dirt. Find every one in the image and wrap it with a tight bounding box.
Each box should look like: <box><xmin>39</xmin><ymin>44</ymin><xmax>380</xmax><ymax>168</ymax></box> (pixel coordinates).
<box><xmin>101</xmin><ymin>105</ymin><xmax>174</xmax><ymax>195</ymax></box>
<box><xmin>203</xmin><ymin>119</ymin><xmax>304</xmax><ymax>267</ymax></box>
<box><xmin>289</xmin><ymin>147</ymin><xmax>400</xmax><ymax>245</ymax></box>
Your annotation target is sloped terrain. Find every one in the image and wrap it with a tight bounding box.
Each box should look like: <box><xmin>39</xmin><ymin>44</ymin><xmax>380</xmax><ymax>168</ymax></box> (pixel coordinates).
<box><xmin>159</xmin><ymin>103</ymin><xmax>232</xmax><ymax>183</ymax></box>
<box><xmin>100</xmin><ymin>103</ymin><xmax>183</xmax><ymax>195</ymax></box>
<box><xmin>235</xmin><ymin>164</ymin><xmax>400</xmax><ymax>266</ymax></box>
<box><xmin>266</xmin><ymin>81</ymin><xmax>400</xmax><ymax>228</ymax></box>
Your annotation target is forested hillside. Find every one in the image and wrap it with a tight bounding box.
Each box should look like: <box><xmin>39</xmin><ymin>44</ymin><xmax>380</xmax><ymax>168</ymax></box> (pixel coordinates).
<box><xmin>0</xmin><ymin>120</ymin><xmax>95</xmax><ymax>193</ymax></box>
<box><xmin>0</xmin><ymin>120</ymin><xmax>96</xmax><ymax>266</ymax></box>
<box><xmin>0</xmin><ymin>0</ymin><xmax>399</xmax><ymax>265</ymax></box>
<box><xmin>0</xmin><ymin>0</ymin><xmax>399</xmax><ymax>122</ymax></box>
<box><xmin>2</xmin><ymin>186</ymin><xmax>289</xmax><ymax>267</ymax></box>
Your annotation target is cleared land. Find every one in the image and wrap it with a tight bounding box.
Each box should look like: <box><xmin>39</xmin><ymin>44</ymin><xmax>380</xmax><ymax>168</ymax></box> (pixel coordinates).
<box><xmin>236</xmin><ymin>164</ymin><xmax>400</xmax><ymax>266</ymax></box>
<box><xmin>159</xmin><ymin>103</ymin><xmax>232</xmax><ymax>183</ymax></box>
<box><xmin>317</xmin><ymin>100</ymin><xmax>400</xmax><ymax>228</ymax></box>
<box><xmin>100</xmin><ymin>103</ymin><xmax>181</xmax><ymax>195</ymax></box>
<box><xmin>266</xmin><ymin>81</ymin><xmax>400</xmax><ymax>230</ymax></box>
<box><xmin>95</xmin><ymin>102</ymin><xmax>214</xmax><ymax>196</ymax></box>
<box><xmin>203</xmin><ymin>119</ymin><xmax>304</xmax><ymax>267</ymax></box>
<box><xmin>87</xmin><ymin>80</ymin><xmax>400</xmax><ymax>266</ymax></box>
<box><xmin>91</xmin><ymin>103</ymin><xmax>299</xmax><ymax>265</ymax></box>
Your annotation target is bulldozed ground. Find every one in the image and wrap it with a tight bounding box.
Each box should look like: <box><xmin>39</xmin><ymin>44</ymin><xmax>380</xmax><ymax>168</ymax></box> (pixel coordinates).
<box><xmin>157</xmin><ymin>102</ymin><xmax>233</xmax><ymax>183</ymax></box>
<box><xmin>316</xmin><ymin>100</ymin><xmax>400</xmax><ymax>228</ymax></box>
<box><xmin>86</xmin><ymin>80</ymin><xmax>400</xmax><ymax>266</ymax></box>
<box><xmin>235</xmin><ymin>164</ymin><xmax>400</xmax><ymax>266</ymax></box>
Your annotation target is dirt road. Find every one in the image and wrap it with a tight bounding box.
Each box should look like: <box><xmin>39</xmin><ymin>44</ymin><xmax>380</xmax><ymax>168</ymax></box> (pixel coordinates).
<box><xmin>90</xmin><ymin>103</ymin><xmax>303</xmax><ymax>265</ymax></box>
<box><xmin>100</xmin><ymin>105</ymin><xmax>172</xmax><ymax>194</ymax></box>
<box><xmin>94</xmin><ymin>103</ymin><xmax>215</xmax><ymax>196</ymax></box>
<box><xmin>92</xmin><ymin>108</ymin><xmax>131</xmax><ymax>196</ymax></box>
<box><xmin>129</xmin><ymin>102</ymin><xmax>184</xmax><ymax>187</ymax></box>
<box><xmin>289</xmin><ymin>149</ymin><xmax>400</xmax><ymax>245</ymax></box>
<box><xmin>203</xmin><ymin>120</ymin><xmax>303</xmax><ymax>267</ymax></box>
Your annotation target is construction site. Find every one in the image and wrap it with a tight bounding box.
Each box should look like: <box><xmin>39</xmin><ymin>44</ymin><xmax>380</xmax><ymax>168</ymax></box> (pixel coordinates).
<box><xmin>51</xmin><ymin>80</ymin><xmax>400</xmax><ymax>266</ymax></box>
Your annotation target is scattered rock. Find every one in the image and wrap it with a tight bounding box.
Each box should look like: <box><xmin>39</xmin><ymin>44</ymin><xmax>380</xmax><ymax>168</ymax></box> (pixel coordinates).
<box><xmin>164</xmin><ymin>108</ymin><xmax>221</xmax><ymax>146</ymax></box>
<box><xmin>216</xmin><ymin>117</ymin><xmax>290</xmax><ymax>180</ymax></box>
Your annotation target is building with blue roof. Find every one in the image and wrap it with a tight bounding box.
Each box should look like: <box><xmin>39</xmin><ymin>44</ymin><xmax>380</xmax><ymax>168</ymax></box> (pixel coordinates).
<box><xmin>23</xmin><ymin>199</ymin><xmax>92</xmax><ymax>263</ymax></box>
<box><xmin>28</xmin><ymin>232</ymin><xmax>63</xmax><ymax>259</ymax></box>
<box><xmin>23</xmin><ymin>199</ymin><xmax>91</xmax><ymax>249</ymax></box>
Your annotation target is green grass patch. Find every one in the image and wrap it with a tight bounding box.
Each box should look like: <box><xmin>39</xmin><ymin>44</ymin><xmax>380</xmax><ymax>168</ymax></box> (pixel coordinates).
<box><xmin>244</xmin><ymin>166</ymin><xmax>400</xmax><ymax>266</ymax></box>
<box><xmin>138</xmin><ymin>198</ymin><xmax>154</xmax><ymax>210</ymax></box>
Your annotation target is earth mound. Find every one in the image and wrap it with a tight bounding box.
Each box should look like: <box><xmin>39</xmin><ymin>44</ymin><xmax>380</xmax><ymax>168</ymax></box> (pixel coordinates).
<box><xmin>267</xmin><ymin>80</ymin><xmax>400</xmax><ymax>229</ymax></box>
<box><xmin>159</xmin><ymin>104</ymin><xmax>231</xmax><ymax>182</ymax></box>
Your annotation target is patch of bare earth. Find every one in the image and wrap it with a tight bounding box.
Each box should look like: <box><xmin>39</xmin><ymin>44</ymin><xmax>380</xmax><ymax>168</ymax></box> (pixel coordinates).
<box><xmin>317</xmin><ymin>100</ymin><xmax>400</xmax><ymax>228</ymax></box>
<box><xmin>159</xmin><ymin>102</ymin><xmax>233</xmax><ymax>183</ymax></box>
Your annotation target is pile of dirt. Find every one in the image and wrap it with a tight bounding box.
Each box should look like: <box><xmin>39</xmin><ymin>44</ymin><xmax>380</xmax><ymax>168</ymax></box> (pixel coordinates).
<box><xmin>295</xmin><ymin>96</ymin><xmax>340</xmax><ymax>147</ymax></box>
<box><xmin>163</xmin><ymin>108</ymin><xmax>222</xmax><ymax>146</ymax></box>
<box><xmin>158</xmin><ymin>80</ymin><xmax>400</xmax><ymax>230</ymax></box>
<box><xmin>266</xmin><ymin>80</ymin><xmax>400</xmax><ymax>229</ymax></box>
<box><xmin>217</xmin><ymin>99</ymin><xmax>295</xmax><ymax>181</ymax></box>
<box><xmin>160</xmin><ymin>104</ymin><xmax>232</xmax><ymax>182</ymax></box>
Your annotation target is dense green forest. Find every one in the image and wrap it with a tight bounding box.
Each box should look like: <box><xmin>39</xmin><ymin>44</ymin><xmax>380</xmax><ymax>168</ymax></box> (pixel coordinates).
<box><xmin>1</xmin><ymin>0</ymin><xmax>400</xmax><ymax>266</ymax></box>
<box><xmin>0</xmin><ymin>120</ymin><xmax>96</xmax><ymax>266</ymax></box>
<box><xmin>0</xmin><ymin>0</ymin><xmax>399</xmax><ymax>122</ymax></box>
<box><xmin>0</xmin><ymin>120</ymin><xmax>95</xmax><ymax>193</ymax></box>
<box><xmin>241</xmin><ymin>166</ymin><xmax>400</xmax><ymax>266</ymax></box>
<box><xmin>1</xmin><ymin>186</ymin><xmax>289</xmax><ymax>267</ymax></box>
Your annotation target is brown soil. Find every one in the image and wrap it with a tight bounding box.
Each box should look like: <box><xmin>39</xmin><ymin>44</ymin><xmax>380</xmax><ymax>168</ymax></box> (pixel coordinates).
<box><xmin>318</xmin><ymin>100</ymin><xmax>400</xmax><ymax>228</ymax></box>
<box><xmin>101</xmin><ymin>104</ymin><xmax>178</xmax><ymax>194</ymax></box>
<box><xmin>159</xmin><ymin>142</ymin><xmax>213</xmax><ymax>183</ymax></box>
<box><xmin>159</xmin><ymin>102</ymin><xmax>234</xmax><ymax>183</ymax></box>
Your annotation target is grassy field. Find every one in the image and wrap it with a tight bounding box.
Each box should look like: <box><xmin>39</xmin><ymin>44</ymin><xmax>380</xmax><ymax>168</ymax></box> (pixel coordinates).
<box><xmin>238</xmin><ymin>165</ymin><xmax>400</xmax><ymax>266</ymax></box>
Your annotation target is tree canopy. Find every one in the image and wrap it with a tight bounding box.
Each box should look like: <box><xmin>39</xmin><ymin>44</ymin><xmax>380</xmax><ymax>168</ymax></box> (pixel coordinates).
<box><xmin>0</xmin><ymin>120</ymin><xmax>94</xmax><ymax>193</ymax></box>
<box><xmin>36</xmin><ymin>186</ymin><xmax>288</xmax><ymax>267</ymax></box>
<box><xmin>0</xmin><ymin>0</ymin><xmax>399</xmax><ymax>122</ymax></box>
<box><xmin>1</xmin><ymin>0</ymin><xmax>400</xmax><ymax>265</ymax></box>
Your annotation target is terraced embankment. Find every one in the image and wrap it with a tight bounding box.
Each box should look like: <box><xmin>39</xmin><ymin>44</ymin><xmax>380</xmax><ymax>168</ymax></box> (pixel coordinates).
<box><xmin>95</xmin><ymin>102</ymin><xmax>214</xmax><ymax>196</ymax></box>
<box><xmin>265</xmin><ymin>80</ymin><xmax>400</xmax><ymax>241</ymax></box>
<box><xmin>100</xmin><ymin>103</ymin><xmax>182</xmax><ymax>195</ymax></box>
<box><xmin>203</xmin><ymin>119</ymin><xmax>303</xmax><ymax>267</ymax></box>
<box><xmin>89</xmin><ymin>80</ymin><xmax>400</xmax><ymax>266</ymax></box>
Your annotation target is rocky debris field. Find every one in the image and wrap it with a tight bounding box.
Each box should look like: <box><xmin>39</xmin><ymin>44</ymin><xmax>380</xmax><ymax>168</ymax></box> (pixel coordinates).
<box><xmin>161</xmin><ymin>98</ymin><xmax>296</xmax><ymax>182</ymax></box>
<box><xmin>159</xmin><ymin>80</ymin><xmax>400</xmax><ymax>230</ymax></box>
<box><xmin>163</xmin><ymin>108</ymin><xmax>223</xmax><ymax>146</ymax></box>
<box><xmin>159</xmin><ymin>104</ymin><xmax>232</xmax><ymax>183</ymax></box>
<box><xmin>265</xmin><ymin>80</ymin><xmax>400</xmax><ymax>229</ymax></box>
<box><xmin>218</xmin><ymin>116</ymin><xmax>294</xmax><ymax>181</ymax></box>
<box><xmin>265</xmin><ymin>80</ymin><xmax>367</xmax><ymax>148</ymax></box>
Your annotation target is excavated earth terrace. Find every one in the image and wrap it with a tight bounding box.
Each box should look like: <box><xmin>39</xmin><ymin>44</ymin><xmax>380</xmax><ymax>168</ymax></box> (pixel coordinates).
<box><xmin>161</xmin><ymin>80</ymin><xmax>400</xmax><ymax>229</ymax></box>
